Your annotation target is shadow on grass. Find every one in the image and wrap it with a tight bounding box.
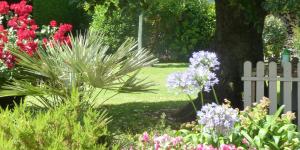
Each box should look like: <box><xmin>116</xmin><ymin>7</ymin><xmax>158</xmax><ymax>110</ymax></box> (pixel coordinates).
<box><xmin>103</xmin><ymin>100</ymin><xmax>189</xmax><ymax>134</ymax></box>
<box><xmin>152</xmin><ymin>63</ymin><xmax>188</xmax><ymax>68</ymax></box>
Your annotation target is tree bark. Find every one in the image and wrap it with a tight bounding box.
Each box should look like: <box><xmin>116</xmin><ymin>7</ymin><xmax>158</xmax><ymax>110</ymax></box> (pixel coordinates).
<box><xmin>173</xmin><ymin>0</ymin><xmax>267</xmax><ymax>122</ymax></box>
<box><xmin>213</xmin><ymin>0</ymin><xmax>266</xmax><ymax>108</ymax></box>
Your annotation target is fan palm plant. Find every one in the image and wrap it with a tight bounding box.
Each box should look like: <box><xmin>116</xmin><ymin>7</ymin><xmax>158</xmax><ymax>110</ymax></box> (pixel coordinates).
<box><xmin>0</xmin><ymin>31</ymin><xmax>158</xmax><ymax>108</ymax></box>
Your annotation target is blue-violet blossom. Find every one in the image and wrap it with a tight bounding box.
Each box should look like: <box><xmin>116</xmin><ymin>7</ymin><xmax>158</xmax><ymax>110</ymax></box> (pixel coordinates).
<box><xmin>197</xmin><ymin>103</ymin><xmax>239</xmax><ymax>135</ymax></box>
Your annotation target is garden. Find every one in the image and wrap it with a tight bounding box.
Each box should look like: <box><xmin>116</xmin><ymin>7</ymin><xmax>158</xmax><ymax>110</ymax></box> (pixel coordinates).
<box><xmin>0</xmin><ymin>0</ymin><xmax>300</xmax><ymax>150</ymax></box>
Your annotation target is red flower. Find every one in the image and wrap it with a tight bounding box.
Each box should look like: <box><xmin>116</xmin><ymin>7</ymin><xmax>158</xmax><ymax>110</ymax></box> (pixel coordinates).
<box><xmin>31</xmin><ymin>25</ymin><xmax>38</xmax><ymax>30</ymax></box>
<box><xmin>10</xmin><ymin>0</ymin><xmax>32</xmax><ymax>17</ymax></box>
<box><xmin>17</xmin><ymin>28</ymin><xmax>36</xmax><ymax>40</ymax></box>
<box><xmin>0</xmin><ymin>1</ymin><xmax>9</xmax><ymax>15</ymax></box>
<box><xmin>58</xmin><ymin>24</ymin><xmax>72</xmax><ymax>33</ymax></box>
<box><xmin>50</xmin><ymin>20</ymin><xmax>57</xmax><ymax>27</ymax></box>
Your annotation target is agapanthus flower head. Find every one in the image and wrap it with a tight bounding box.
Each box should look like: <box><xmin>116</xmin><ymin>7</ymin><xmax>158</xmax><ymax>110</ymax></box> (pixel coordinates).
<box><xmin>167</xmin><ymin>71</ymin><xmax>199</xmax><ymax>94</ymax></box>
<box><xmin>189</xmin><ymin>66</ymin><xmax>219</xmax><ymax>92</ymax></box>
<box><xmin>189</xmin><ymin>51</ymin><xmax>220</xmax><ymax>71</ymax></box>
<box><xmin>197</xmin><ymin>103</ymin><xmax>239</xmax><ymax>135</ymax></box>
<box><xmin>167</xmin><ymin>50</ymin><xmax>220</xmax><ymax>94</ymax></box>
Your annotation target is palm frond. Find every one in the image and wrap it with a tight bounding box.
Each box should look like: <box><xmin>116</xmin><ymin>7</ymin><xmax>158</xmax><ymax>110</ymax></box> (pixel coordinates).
<box><xmin>2</xmin><ymin>31</ymin><xmax>158</xmax><ymax>107</ymax></box>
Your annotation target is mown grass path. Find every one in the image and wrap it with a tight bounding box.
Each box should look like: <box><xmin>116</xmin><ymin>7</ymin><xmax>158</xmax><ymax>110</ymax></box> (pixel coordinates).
<box><xmin>103</xmin><ymin>63</ymin><xmax>195</xmax><ymax>133</ymax></box>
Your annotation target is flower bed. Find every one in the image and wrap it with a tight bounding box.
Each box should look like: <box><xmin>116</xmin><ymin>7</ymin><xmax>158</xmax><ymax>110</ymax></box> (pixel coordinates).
<box><xmin>123</xmin><ymin>98</ymin><xmax>300</xmax><ymax>150</ymax></box>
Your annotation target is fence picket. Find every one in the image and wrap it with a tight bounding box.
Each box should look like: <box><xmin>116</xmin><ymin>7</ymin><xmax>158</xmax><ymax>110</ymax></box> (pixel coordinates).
<box><xmin>269</xmin><ymin>62</ymin><xmax>277</xmax><ymax>114</ymax></box>
<box><xmin>283</xmin><ymin>62</ymin><xmax>292</xmax><ymax>112</ymax></box>
<box><xmin>243</xmin><ymin>61</ymin><xmax>252</xmax><ymax>108</ymax></box>
<box><xmin>256</xmin><ymin>61</ymin><xmax>265</xmax><ymax>101</ymax></box>
<box><xmin>242</xmin><ymin>61</ymin><xmax>300</xmax><ymax>128</ymax></box>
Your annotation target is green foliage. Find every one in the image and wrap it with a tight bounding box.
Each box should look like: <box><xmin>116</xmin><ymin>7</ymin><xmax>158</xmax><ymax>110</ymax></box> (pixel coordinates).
<box><xmin>264</xmin><ymin>0</ymin><xmax>300</xmax><ymax>15</ymax></box>
<box><xmin>240</xmin><ymin>98</ymin><xmax>300</xmax><ymax>149</ymax></box>
<box><xmin>263</xmin><ymin>15</ymin><xmax>288</xmax><ymax>61</ymax></box>
<box><xmin>0</xmin><ymin>88</ymin><xmax>111</xmax><ymax>149</ymax></box>
<box><xmin>0</xmin><ymin>31</ymin><xmax>157</xmax><ymax>108</ymax></box>
<box><xmin>119</xmin><ymin>97</ymin><xmax>300</xmax><ymax>149</ymax></box>
<box><xmin>33</xmin><ymin>0</ymin><xmax>89</xmax><ymax>31</ymax></box>
<box><xmin>87</xmin><ymin>0</ymin><xmax>215</xmax><ymax>61</ymax></box>
<box><xmin>293</xmin><ymin>26</ymin><xmax>300</xmax><ymax>57</ymax></box>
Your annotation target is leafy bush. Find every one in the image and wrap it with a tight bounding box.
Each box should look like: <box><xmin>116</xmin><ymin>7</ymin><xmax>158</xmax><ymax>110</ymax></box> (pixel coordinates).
<box><xmin>87</xmin><ymin>0</ymin><xmax>215</xmax><ymax>61</ymax></box>
<box><xmin>293</xmin><ymin>26</ymin><xmax>300</xmax><ymax>58</ymax></box>
<box><xmin>240</xmin><ymin>97</ymin><xmax>300</xmax><ymax>149</ymax></box>
<box><xmin>124</xmin><ymin>98</ymin><xmax>300</xmax><ymax>150</ymax></box>
<box><xmin>0</xmin><ymin>88</ymin><xmax>111</xmax><ymax>149</ymax></box>
<box><xmin>33</xmin><ymin>0</ymin><xmax>89</xmax><ymax>31</ymax></box>
<box><xmin>263</xmin><ymin>15</ymin><xmax>288</xmax><ymax>61</ymax></box>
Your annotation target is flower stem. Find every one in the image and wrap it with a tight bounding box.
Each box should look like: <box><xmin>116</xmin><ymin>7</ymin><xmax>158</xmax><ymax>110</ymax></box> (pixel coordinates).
<box><xmin>187</xmin><ymin>94</ymin><xmax>197</xmax><ymax>112</ymax></box>
<box><xmin>200</xmin><ymin>91</ymin><xmax>204</xmax><ymax>106</ymax></box>
<box><xmin>212</xmin><ymin>86</ymin><xmax>219</xmax><ymax>104</ymax></box>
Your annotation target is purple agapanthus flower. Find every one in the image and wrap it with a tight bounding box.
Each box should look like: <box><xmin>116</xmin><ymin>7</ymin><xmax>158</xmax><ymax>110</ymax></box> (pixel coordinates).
<box><xmin>167</xmin><ymin>71</ymin><xmax>199</xmax><ymax>94</ymax></box>
<box><xmin>197</xmin><ymin>103</ymin><xmax>239</xmax><ymax>135</ymax></box>
<box><xmin>167</xmin><ymin>50</ymin><xmax>220</xmax><ymax>94</ymax></box>
<box><xmin>189</xmin><ymin>66</ymin><xmax>219</xmax><ymax>92</ymax></box>
<box><xmin>189</xmin><ymin>51</ymin><xmax>220</xmax><ymax>71</ymax></box>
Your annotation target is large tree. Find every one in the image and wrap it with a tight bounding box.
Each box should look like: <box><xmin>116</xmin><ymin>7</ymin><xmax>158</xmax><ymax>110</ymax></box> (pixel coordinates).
<box><xmin>174</xmin><ymin>0</ymin><xmax>267</xmax><ymax>121</ymax></box>
<box><xmin>213</xmin><ymin>0</ymin><xmax>266</xmax><ymax>108</ymax></box>
<box><xmin>175</xmin><ymin>0</ymin><xmax>300</xmax><ymax>121</ymax></box>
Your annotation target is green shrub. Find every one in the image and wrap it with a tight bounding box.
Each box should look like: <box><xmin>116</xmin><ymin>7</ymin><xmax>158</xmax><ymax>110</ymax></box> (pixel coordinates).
<box><xmin>33</xmin><ymin>0</ymin><xmax>89</xmax><ymax>31</ymax></box>
<box><xmin>263</xmin><ymin>15</ymin><xmax>288</xmax><ymax>61</ymax></box>
<box><xmin>121</xmin><ymin>98</ymin><xmax>300</xmax><ymax>149</ymax></box>
<box><xmin>293</xmin><ymin>26</ymin><xmax>300</xmax><ymax>58</ymax></box>
<box><xmin>0</xmin><ymin>89</ymin><xmax>111</xmax><ymax>149</ymax></box>
<box><xmin>240</xmin><ymin>97</ymin><xmax>300</xmax><ymax>149</ymax></box>
<box><xmin>88</xmin><ymin>0</ymin><xmax>215</xmax><ymax>61</ymax></box>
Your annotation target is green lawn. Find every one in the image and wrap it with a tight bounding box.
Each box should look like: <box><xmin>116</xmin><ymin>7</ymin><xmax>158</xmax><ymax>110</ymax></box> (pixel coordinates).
<box><xmin>26</xmin><ymin>63</ymin><xmax>192</xmax><ymax>134</ymax></box>
<box><xmin>101</xmin><ymin>63</ymin><xmax>194</xmax><ymax>133</ymax></box>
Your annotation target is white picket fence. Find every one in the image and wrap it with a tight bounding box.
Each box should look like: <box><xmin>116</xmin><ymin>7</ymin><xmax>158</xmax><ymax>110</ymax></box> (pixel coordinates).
<box><xmin>242</xmin><ymin>61</ymin><xmax>300</xmax><ymax>126</ymax></box>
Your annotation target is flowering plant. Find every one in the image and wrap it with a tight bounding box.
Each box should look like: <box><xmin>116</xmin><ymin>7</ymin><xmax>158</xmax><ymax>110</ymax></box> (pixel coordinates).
<box><xmin>124</xmin><ymin>131</ymin><xmax>242</xmax><ymax>150</ymax></box>
<box><xmin>197</xmin><ymin>102</ymin><xmax>239</xmax><ymax>135</ymax></box>
<box><xmin>167</xmin><ymin>51</ymin><xmax>219</xmax><ymax>111</ymax></box>
<box><xmin>0</xmin><ymin>0</ymin><xmax>72</xmax><ymax>71</ymax></box>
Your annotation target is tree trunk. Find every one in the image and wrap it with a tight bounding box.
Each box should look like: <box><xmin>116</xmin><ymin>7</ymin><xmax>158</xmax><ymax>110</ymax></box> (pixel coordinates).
<box><xmin>213</xmin><ymin>0</ymin><xmax>266</xmax><ymax>108</ymax></box>
<box><xmin>173</xmin><ymin>0</ymin><xmax>266</xmax><ymax>122</ymax></box>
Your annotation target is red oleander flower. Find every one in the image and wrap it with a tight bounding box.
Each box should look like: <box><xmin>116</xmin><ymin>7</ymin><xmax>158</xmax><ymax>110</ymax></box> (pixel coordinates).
<box><xmin>17</xmin><ymin>28</ymin><xmax>36</xmax><ymax>40</ymax></box>
<box><xmin>58</xmin><ymin>24</ymin><xmax>72</xmax><ymax>33</ymax></box>
<box><xmin>10</xmin><ymin>0</ymin><xmax>32</xmax><ymax>17</ymax></box>
<box><xmin>50</xmin><ymin>20</ymin><xmax>57</xmax><ymax>27</ymax></box>
<box><xmin>0</xmin><ymin>1</ymin><xmax>9</xmax><ymax>15</ymax></box>
<box><xmin>0</xmin><ymin>0</ymin><xmax>72</xmax><ymax>69</ymax></box>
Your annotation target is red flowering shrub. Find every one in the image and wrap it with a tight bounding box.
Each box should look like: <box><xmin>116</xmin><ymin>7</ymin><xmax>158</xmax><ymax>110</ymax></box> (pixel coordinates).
<box><xmin>0</xmin><ymin>0</ymin><xmax>72</xmax><ymax>69</ymax></box>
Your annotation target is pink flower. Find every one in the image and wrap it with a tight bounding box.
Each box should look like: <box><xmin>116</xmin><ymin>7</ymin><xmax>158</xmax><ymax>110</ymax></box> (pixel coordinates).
<box><xmin>10</xmin><ymin>0</ymin><xmax>32</xmax><ymax>17</ymax></box>
<box><xmin>220</xmin><ymin>144</ymin><xmax>234</xmax><ymax>150</ymax></box>
<box><xmin>0</xmin><ymin>1</ymin><xmax>9</xmax><ymax>15</ymax></box>
<box><xmin>171</xmin><ymin>136</ymin><xmax>182</xmax><ymax>146</ymax></box>
<box><xmin>242</xmin><ymin>138</ymin><xmax>249</xmax><ymax>145</ymax></box>
<box><xmin>50</xmin><ymin>20</ymin><xmax>57</xmax><ymax>27</ymax></box>
<box><xmin>196</xmin><ymin>144</ymin><xmax>217</xmax><ymax>150</ymax></box>
<box><xmin>141</xmin><ymin>132</ymin><xmax>149</xmax><ymax>142</ymax></box>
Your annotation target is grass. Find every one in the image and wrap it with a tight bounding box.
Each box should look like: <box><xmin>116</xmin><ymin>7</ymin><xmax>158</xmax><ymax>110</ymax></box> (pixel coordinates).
<box><xmin>100</xmin><ymin>63</ymin><xmax>194</xmax><ymax>134</ymax></box>
<box><xmin>26</xmin><ymin>63</ymin><xmax>192</xmax><ymax>134</ymax></box>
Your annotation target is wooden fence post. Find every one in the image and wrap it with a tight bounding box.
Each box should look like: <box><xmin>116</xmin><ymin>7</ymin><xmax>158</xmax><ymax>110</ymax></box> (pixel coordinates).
<box><xmin>269</xmin><ymin>62</ymin><xmax>277</xmax><ymax>114</ymax></box>
<box><xmin>283</xmin><ymin>62</ymin><xmax>292</xmax><ymax>112</ymax></box>
<box><xmin>243</xmin><ymin>61</ymin><xmax>252</xmax><ymax>108</ymax></box>
<box><xmin>256</xmin><ymin>61</ymin><xmax>265</xmax><ymax>101</ymax></box>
